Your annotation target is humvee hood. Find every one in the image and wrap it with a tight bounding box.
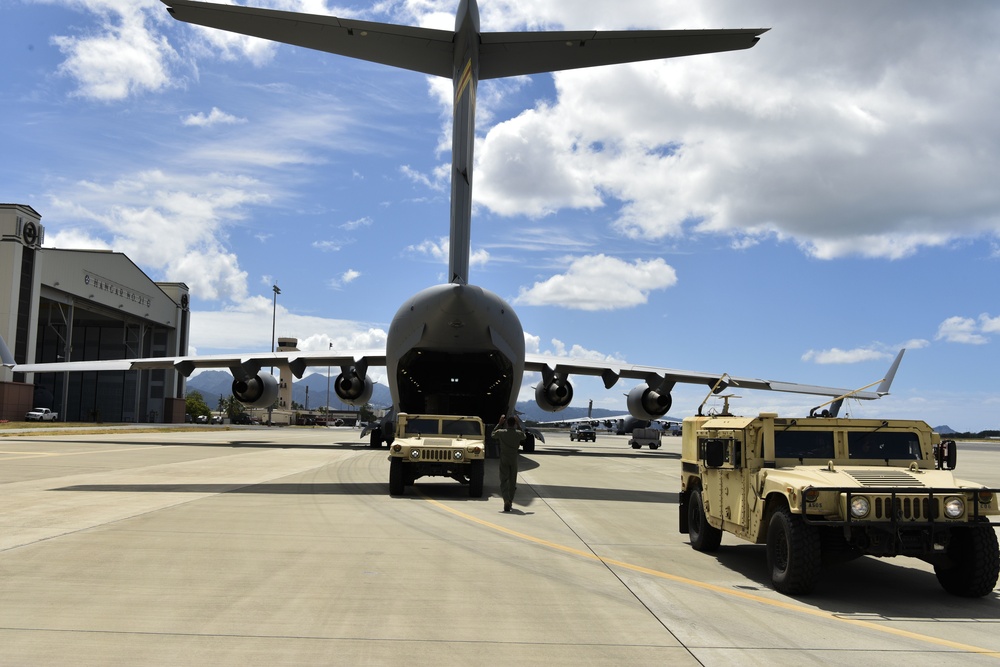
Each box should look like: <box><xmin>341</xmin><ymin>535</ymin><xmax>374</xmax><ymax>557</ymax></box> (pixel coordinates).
<box><xmin>781</xmin><ymin>465</ymin><xmax>983</xmax><ymax>490</ymax></box>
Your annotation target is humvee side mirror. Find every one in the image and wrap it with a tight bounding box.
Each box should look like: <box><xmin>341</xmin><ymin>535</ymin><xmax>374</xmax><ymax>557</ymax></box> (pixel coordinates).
<box><xmin>703</xmin><ymin>439</ymin><xmax>726</xmax><ymax>468</ymax></box>
<box><xmin>936</xmin><ymin>440</ymin><xmax>958</xmax><ymax>470</ymax></box>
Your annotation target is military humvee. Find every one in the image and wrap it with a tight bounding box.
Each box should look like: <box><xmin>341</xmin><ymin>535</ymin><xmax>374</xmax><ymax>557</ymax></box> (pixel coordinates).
<box><xmin>387</xmin><ymin>413</ymin><xmax>486</xmax><ymax>497</ymax></box>
<box><xmin>679</xmin><ymin>410</ymin><xmax>1000</xmax><ymax>596</ymax></box>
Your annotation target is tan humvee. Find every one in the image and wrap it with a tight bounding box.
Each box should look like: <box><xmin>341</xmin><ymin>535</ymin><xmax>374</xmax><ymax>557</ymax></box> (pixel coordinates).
<box><xmin>679</xmin><ymin>411</ymin><xmax>1000</xmax><ymax>596</ymax></box>
<box><xmin>387</xmin><ymin>413</ymin><xmax>486</xmax><ymax>498</ymax></box>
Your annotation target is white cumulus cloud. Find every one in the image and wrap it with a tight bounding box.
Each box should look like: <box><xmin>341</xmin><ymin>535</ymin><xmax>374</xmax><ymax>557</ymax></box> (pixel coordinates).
<box><xmin>515</xmin><ymin>254</ymin><xmax>677</xmax><ymax>311</ymax></box>
<box><xmin>182</xmin><ymin>107</ymin><xmax>247</xmax><ymax>127</ymax></box>
<box><xmin>935</xmin><ymin>314</ymin><xmax>999</xmax><ymax>345</ymax></box>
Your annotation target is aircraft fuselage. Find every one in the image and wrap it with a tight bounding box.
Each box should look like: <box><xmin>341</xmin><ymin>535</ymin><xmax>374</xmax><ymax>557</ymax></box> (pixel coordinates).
<box><xmin>387</xmin><ymin>283</ymin><xmax>524</xmax><ymax>424</ymax></box>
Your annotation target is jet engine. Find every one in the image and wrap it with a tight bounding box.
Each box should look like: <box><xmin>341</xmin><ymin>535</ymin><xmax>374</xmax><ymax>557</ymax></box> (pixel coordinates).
<box><xmin>335</xmin><ymin>367</ymin><xmax>374</xmax><ymax>406</ymax></box>
<box><xmin>232</xmin><ymin>373</ymin><xmax>279</xmax><ymax>408</ymax></box>
<box><xmin>535</xmin><ymin>375</ymin><xmax>573</xmax><ymax>412</ymax></box>
<box><xmin>627</xmin><ymin>384</ymin><xmax>672</xmax><ymax>421</ymax></box>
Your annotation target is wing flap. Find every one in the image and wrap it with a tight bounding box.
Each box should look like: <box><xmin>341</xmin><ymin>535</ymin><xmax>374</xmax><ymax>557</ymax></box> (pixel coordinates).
<box><xmin>162</xmin><ymin>0</ymin><xmax>455</xmax><ymax>77</ymax></box>
<box><xmin>479</xmin><ymin>28</ymin><xmax>767</xmax><ymax>79</ymax></box>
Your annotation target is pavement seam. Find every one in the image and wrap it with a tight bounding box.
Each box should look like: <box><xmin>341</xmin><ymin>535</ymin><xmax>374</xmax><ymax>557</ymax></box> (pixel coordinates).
<box><xmin>424</xmin><ymin>496</ymin><xmax>1000</xmax><ymax>659</ymax></box>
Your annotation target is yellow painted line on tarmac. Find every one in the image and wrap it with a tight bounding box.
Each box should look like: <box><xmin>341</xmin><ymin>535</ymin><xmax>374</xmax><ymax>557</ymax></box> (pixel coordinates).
<box><xmin>425</xmin><ymin>497</ymin><xmax>1000</xmax><ymax>658</ymax></box>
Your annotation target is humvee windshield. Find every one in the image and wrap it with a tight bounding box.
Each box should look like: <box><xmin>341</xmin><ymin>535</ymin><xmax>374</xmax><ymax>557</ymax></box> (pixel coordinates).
<box><xmin>442</xmin><ymin>419</ymin><xmax>482</xmax><ymax>436</ymax></box>
<box><xmin>774</xmin><ymin>430</ymin><xmax>835</xmax><ymax>459</ymax></box>
<box><xmin>847</xmin><ymin>431</ymin><xmax>920</xmax><ymax>460</ymax></box>
<box><xmin>403</xmin><ymin>418</ymin><xmax>482</xmax><ymax>437</ymax></box>
<box><xmin>404</xmin><ymin>419</ymin><xmax>440</xmax><ymax>435</ymax></box>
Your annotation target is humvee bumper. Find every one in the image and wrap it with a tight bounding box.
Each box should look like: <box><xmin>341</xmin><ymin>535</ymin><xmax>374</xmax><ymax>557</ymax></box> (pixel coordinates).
<box><xmin>800</xmin><ymin>486</ymin><xmax>1000</xmax><ymax>529</ymax></box>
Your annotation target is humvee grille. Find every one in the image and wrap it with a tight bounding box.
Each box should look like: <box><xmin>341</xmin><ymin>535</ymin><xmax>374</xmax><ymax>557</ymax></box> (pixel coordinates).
<box><xmin>845</xmin><ymin>470</ymin><xmax>925</xmax><ymax>487</ymax></box>
<box><xmin>419</xmin><ymin>448</ymin><xmax>454</xmax><ymax>462</ymax></box>
<box><xmin>873</xmin><ymin>496</ymin><xmax>940</xmax><ymax>520</ymax></box>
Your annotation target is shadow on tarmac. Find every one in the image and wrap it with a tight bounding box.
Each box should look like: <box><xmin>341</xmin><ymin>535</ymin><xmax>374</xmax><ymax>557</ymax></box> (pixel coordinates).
<box><xmin>21</xmin><ymin>438</ymin><xmax>377</xmax><ymax>450</ymax></box>
<box><xmin>52</xmin><ymin>455</ymin><xmax>671</xmax><ymax>505</ymax></box>
<box><xmin>530</xmin><ymin>447</ymin><xmax>680</xmax><ymax>460</ymax></box>
<box><xmin>703</xmin><ymin>542</ymin><xmax>1000</xmax><ymax>619</ymax></box>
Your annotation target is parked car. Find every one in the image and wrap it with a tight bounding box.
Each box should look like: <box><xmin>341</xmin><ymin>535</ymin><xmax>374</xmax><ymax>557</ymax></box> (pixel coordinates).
<box><xmin>232</xmin><ymin>413</ymin><xmax>258</xmax><ymax>425</ymax></box>
<box><xmin>569</xmin><ymin>423</ymin><xmax>597</xmax><ymax>442</ymax></box>
<box><xmin>25</xmin><ymin>407</ymin><xmax>59</xmax><ymax>421</ymax></box>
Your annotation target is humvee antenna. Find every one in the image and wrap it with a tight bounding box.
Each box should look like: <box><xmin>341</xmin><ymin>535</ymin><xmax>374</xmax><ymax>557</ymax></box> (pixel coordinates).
<box><xmin>697</xmin><ymin>374</ymin><xmax>731</xmax><ymax>416</ymax></box>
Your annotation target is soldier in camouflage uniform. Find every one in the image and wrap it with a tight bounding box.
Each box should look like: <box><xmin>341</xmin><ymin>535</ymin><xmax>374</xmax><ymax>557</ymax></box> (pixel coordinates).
<box><xmin>492</xmin><ymin>414</ymin><xmax>524</xmax><ymax>512</ymax></box>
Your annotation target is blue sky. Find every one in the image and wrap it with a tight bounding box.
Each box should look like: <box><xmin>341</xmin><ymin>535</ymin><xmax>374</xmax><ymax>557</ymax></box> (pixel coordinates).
<box><xmin>4</xmin><ymin>0</ymin><xmax>1000</xmax><ymax>431</ymax></box>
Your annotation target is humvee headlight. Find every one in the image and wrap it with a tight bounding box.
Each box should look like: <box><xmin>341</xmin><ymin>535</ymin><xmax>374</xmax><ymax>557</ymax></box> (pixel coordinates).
<box><xmin>453</xmin><ymin>450</ymin><xmax>464</xmax><ymax>461</ymax></box>
<box><xmin>803</xmin><ymin>487</ymin><xmax>820</xmax><ymax>503</ymax></box>
<box><xmin>944</xmin><ymin>496</ymin><xmax>965</xmax><ymax>518</ymax></box>
<box><xmin>850</xmin><ymin>496</ymin><xmax>870</xmax><ymax>518</ymax></box>
<box><xmin>468</xmin><ymin>445</ymin><xmax>481</xmax><ymax>455</ymax></box>
<box><xmin>978</xmin><ymin>490</ymin><xmax>994</xmax><ymax>505</ymax></box>
<box><xmin>409</xmin><ymin>448</ymin><xmax>421</xmax><ymax>460</ymax></box>
<box><xmin>391</xmin><ymin>444</ymin><xmax>402</xmax><ymax>453</ymax></box>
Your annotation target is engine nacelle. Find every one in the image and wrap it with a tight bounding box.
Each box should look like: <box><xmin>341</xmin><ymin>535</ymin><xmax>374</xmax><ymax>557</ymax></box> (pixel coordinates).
<box><xmin>627</xmin><ymin>384</ymin><xmax>672</xmax><ymax>421</ymax></box>
<box><xmin>535</xmin><ymin>375</ymin><xmax>573</xmax><ymax>412</ymax></box>
<box><xmin>232</xmin><ymin>373</ymin><xmax>279</xmax><ymax>408</ymax></box>
<box><xmin>335</xmin><ymin>369</ymin><xmax>374</xmax><ymax>406</ymax></box>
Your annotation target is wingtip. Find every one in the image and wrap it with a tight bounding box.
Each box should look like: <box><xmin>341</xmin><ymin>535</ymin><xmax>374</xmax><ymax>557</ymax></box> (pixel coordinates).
<box><xmin>0</xmin><ymin>334</ymin><xmax>15</xmax><ymax>368</ymax></box>
<box><xmin>876</xmin><ymin>348</ymin><xmax>906</xmax><ymax>396</ymax></box>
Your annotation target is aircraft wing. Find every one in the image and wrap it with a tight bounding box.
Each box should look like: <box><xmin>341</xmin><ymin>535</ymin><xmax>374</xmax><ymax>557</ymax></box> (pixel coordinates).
<box><xmin>161</xmin><ymin>0</ymin><xmax>456</xmax><ymax>77</ymax></box>
<box><xmin>524</xmin><ymin>349</ymin><xmax>905</xmax><ymax>401</ymax></box>
<box><xmin>534</xmin><ymin>413</ymin><xmax>633</xmax><ymax>426</ymax></box>
<box><xmin>13</xmin><ymin>349</ymin><xmax>388</xmax><ymax>380</ymax></box>
<box><xmin>479</xmin><ymin>28</ymin><xmax>768</xmax><ymax>79</ymax></box>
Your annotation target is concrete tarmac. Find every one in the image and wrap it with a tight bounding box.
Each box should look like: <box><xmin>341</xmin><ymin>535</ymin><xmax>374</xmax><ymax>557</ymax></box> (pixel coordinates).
<box><xmin>2</xmin><ymin>427</ymin><xmax>1000</xmax><ymax>665</ymax></box>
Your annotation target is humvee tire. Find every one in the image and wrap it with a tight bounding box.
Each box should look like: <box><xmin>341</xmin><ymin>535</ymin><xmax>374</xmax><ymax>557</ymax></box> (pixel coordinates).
<box><xmin>688</xmin><ymin>488</ymin><xmax>723</xmax><ymax>552</ymax></box>
<box><xmin>934</xmin><ymin>523</ymin><xmax>1000</xmax><ymax>597</ymax></box>
<box><xmin>389</xmin><ymin>457</ymin><xmax>405</xmax><ymax>496</ymax></box>
<box><xmin>469</xmin><ymin>459</ymin><xmax>484</xmax><ymax>498</ymax></box>
<box><xmin>766</xmin><ymin>506</ymin><xmax>821</xmax><ymax>595</ymax></box>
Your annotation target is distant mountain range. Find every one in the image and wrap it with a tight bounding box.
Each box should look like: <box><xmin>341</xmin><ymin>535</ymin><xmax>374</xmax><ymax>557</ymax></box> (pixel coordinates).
<box><xmin>183</xmin><ymin>371</ymin><xmax>669</xmax><ymax>422</ymax></box>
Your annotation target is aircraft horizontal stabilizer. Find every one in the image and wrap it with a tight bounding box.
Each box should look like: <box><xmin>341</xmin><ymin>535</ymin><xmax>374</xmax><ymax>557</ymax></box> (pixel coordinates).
<box><xmin>479</xmin><ymin>28</ymin><xmax>768</xmax><ymax>79</ymax></box>
<box><xmin>162</xmin><ymin>1</ymin><xmax>766</xmax><ymax>82</ymax></box>
<box><xmin>161</xmin><ymin>0</ymin><xmax>455</xmax><ymax>77</ymax></box>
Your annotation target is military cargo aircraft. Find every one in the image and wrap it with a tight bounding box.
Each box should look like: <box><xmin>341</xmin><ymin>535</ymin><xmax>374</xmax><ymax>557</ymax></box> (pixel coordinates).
<box><xmin>7</xmin><ymin>1</ymin><xmax>898</xmax><ymax>441</ymax></box>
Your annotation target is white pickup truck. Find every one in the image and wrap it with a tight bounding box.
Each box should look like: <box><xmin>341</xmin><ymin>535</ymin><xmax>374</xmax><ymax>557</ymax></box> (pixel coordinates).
<box><xmin>25</xmin><ymin>407</ymin><xmax>59</xmax><ymax>422</ymax></box>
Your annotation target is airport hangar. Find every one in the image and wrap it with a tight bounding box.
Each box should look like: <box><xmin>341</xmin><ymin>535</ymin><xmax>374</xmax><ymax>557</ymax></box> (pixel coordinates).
<box><xmin>1</xmin><ymin>203</ymin><xmax>191</xmax><ymax>423</ymax></box>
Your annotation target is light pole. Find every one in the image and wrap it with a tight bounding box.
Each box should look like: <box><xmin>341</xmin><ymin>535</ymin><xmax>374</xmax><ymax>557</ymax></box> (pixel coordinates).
<box><xmin>326</xmin><ymin>341</ymin><xmax>332</xmax><ymax>427</ymax></box>
<box><xmin>268</xmin><ymin>283</ymin><xmax>280</xmax><ymax>425</ymax></box>
<box><xmin>271</xmin><ymin>284</ymin><xmax>281</xmax><ymax>355</ymax></box>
